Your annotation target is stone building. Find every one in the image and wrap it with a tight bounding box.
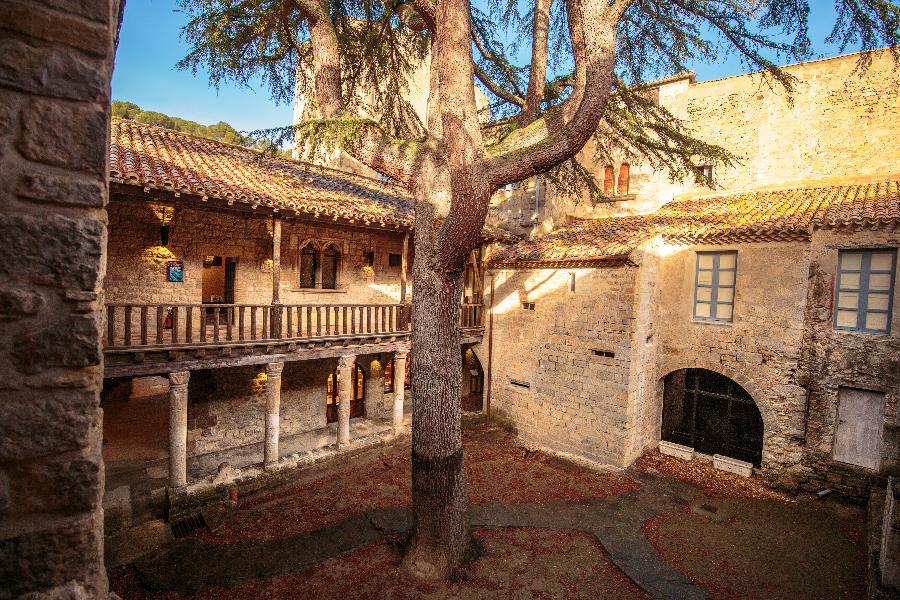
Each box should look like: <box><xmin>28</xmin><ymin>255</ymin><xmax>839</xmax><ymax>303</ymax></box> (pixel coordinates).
<box><xmin>100</xmin><ymin>118</ymin><xmax>499</xmax><ymax>531</ymax></box>
<box><xmin>484</xmin><ymin>50</ymin><xmax>900</xmax><ymax>497</ymax></box>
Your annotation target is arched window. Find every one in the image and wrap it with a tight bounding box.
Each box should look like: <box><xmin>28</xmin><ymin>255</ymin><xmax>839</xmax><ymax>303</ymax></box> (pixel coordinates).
<box><xmin>603</xmin><ymin>165</ymin><xmax>615</xmax><ymax>195</ymax></box>
<box><xmin>617</xmin><ymin>163</ymin><xmax>630</xmax><ymax>195</ymax></box>
<box><xmin>326</xmin><ymin>363</ymin><xmax>366</xmax><ymax>423</ymax></box>
<box><xmin>299</xmin><ymin>243</ymin><xmax>317</xmax><ymax>288</ymax></box>
<box><xmin>322</xmin><ymin>245</ymin><xmax>339</xmax><ymax>290</ymax></box>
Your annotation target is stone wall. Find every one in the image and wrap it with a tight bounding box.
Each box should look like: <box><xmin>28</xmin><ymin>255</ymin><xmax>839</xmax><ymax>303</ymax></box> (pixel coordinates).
<box><xmin>685</xmin><ymin>51</ymin><xmax>900</xmax><ymax>192</ymax></box>
<box><xmin>486</xmin><ymin>263</ymin><xmax>646</xmax><ymax>467</ymax></box>
<box><xmin>105</xmin><ymin>195</ymin><xmax>411</xmax><ymax>309</ymax></box>
<box><xmin>799</xmin><ymin>228</ymin><xmax>900</xmax><ymax>497</ymax></box>
<box><xmin>624</xmin><ymin>239</ymin><xmax>664</xmax><ymax>464</ymax></box>
<box><xmin>0</xmin><ymin>0</ymin><xmax>117</xmax><ymax>596</ymax></box>
<box><xmin>488</xmin><ymin>52</ymin><xmax>900</xmax><ymax>235</ymax></box>
<box><xmin>656</xmin><ymin>240</ymin><xmax>811</xmax><ymax>482</ymax></box>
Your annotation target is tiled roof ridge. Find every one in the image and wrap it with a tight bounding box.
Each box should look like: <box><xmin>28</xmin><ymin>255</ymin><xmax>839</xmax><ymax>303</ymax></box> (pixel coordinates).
<box><xmin>110</xmin><ymin>116</ymin><xmax>407</xmax><ymax>197</ymax></box>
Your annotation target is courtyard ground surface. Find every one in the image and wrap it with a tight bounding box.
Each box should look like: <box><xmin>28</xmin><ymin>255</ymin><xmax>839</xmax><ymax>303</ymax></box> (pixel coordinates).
<box><xmin>108</xmin><ymin>414</ymin><xmax>867</xmax><ymax>600</ymax></box>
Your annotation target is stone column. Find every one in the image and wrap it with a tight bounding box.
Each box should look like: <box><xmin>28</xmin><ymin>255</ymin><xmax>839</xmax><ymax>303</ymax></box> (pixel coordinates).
<box><xmin>264</xmin><ymin>362</ymin><xmax>284</xmax><ymax>468</ymax></box>
<box><xmin>337</xmin><ymin>355</ymin><xmax>354</xmax><ymax>448</ymax></box>
<box><xmin>168</xmin><ymin>371</ymin><xmax>190</xmax><ymax>488</ymax></box>
<box><xmin>393</xmin><ymin>351</ymin><xmax>408</xmax><ymax>433</ymax></box>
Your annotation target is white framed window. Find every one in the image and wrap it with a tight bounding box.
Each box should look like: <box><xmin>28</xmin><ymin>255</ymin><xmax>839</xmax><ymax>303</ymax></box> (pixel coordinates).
<box><xmin>694</xmin><ymin>251</ymin><xmax>736</xmax><ymax>322</ymax></box>
<box><xmin>834</xmin><ymin>249</ymin><xmax>896</xmax><ymax>335</ymax></box>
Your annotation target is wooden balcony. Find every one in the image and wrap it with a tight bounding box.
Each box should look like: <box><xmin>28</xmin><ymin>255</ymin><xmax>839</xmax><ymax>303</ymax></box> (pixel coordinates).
<box><xmin>103</xmin><ymin>302</ymin><xmax>485</xmax><ymax>378</ymax></box>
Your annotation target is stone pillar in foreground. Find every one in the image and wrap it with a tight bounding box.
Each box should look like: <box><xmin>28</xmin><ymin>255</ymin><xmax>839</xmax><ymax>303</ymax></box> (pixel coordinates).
<box><xmin>337</xmin><ymin>355</ymin><xmax>354</xmax><ymax>448</ymax></box>
<box><xmin>264</xmin><ymin>362</ymin><xmax>284</xmax><ymax>468</ymax></box>
<box><xmin>393</xmin><ymin>351</ymin><xmax>408</xmax><ymax>433</ymax></box>
<box><xmin>169</xmin><ymin>371</ymin><xmax>190</xmax><ymax>488</ymax></box>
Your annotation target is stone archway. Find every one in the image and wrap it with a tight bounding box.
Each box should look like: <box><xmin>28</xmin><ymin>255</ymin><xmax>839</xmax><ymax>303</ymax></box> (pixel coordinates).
<box><xmin>661</xmin><ymin>368</ymin><xmax>765</xmax><ymax>467</ymax></box>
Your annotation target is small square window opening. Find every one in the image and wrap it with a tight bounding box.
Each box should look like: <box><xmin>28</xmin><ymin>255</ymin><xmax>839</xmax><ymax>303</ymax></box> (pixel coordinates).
<box><xmin>521</xmin><ymin>302</ymin><xmax>535</xmax><ymax>311</ymax></box>
<box><xmin>388</xmin><ymin>253</ymin><xmax>402</xmax><ymax>267</ymax></box>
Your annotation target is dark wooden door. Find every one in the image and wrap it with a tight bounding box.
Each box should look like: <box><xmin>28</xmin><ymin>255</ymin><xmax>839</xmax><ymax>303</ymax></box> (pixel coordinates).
<box><xmin>327</xmin><ymin>364</ymin><xmax>365</xmax><ymax>423</ymax></box>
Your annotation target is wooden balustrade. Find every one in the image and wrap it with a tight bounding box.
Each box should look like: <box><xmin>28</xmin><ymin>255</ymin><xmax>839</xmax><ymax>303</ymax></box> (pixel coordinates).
<box><xmin>105</xmin><ymin>302</ymin><xmax>414</xmax><ymax>350</ymax></box>
<box><xmin>105</xmin><ymin>301</ymin><xmax>481</xmax><ymax>350</ymax></box>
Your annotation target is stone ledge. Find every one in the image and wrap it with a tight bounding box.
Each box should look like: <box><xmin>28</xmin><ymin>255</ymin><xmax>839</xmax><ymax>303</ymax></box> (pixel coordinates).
<box><xmin>659</xmin><ymin>441</ymin><xmax>694</xmax><ymax>461</ymax></box>
<box><xmin>713</xmin><ymin>454</ymin><xmax>753</xmax><ymax>477</ymax></box>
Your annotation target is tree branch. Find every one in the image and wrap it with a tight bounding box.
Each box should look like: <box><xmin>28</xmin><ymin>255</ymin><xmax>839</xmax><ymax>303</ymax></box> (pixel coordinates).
<box><xmin>484</xmin><ymin>0</ymin><xmax>632</xmax><ymax>187</ymax></box>
<box><xmin>521</xmin><ymin>0</ymin><xmax>553</xmax><ymax>125</ymax></box>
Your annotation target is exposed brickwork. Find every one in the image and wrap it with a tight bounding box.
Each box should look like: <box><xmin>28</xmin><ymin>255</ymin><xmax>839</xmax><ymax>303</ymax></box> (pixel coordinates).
<box><xmin>0</xmin><ymin>0</ymin><xmax>116</xmax><ymax>596</ymax></box>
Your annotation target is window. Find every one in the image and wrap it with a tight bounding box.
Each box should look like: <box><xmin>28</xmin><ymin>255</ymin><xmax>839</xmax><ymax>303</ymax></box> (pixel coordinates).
<box><xmin>322</xmin><ymin>245</ymin><xmax>338</xmax><ymax>289</ymax></box>
<box><xmin>694</xmin><ymin>252</ymin><xmax>736</xmax><ymax>322</ymax></box>
<box><xmin>388</xmin><ymin>253</ymin><xmax>402</xmax><ymax>267</ymax></box>
<box><xmin>696</xmin><ymin>164</ymin><xmax>713</xmax><ymax>183</ymax></box>
<box><xmin>616</xmin><ymin>163</ymin><xmax>630</xmax><ymax>195</ymax></box>
<box><xmin>834</xmin><ymin>249</ymin><xmax>896</xmax><ymax>334</ymax></box>
<box><xmin>603</xmin><ymin>165</ymin><xmax>615</xmax><ymax>195</ymax></box>
<box><xmin>296</xmin><ymin>240</ymin><xmax>343</xmax><ymax>290</ymax></box>
<box><xmin>299</xmin><ymin>244</ymin><xmax>317</xmax><ymax>288</ymax></box>
<box><xmin>521</xmin><ymin>302</ymin><xmax>535</xmax><ymax>311</ymax></box>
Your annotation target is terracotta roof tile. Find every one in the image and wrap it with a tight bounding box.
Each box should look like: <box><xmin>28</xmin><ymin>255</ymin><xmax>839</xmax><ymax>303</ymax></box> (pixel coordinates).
<box><xmin>111</xmin><ymin>117</ymin><xmax>417</xmax><ymax>227</ymax></box>
<box><xmin>111</xmin><ymin>118</ymin><xmax>515</xmax><ymax>241</ymax></box>
<box><xmin>491</xmin><ymin>180</ymin><xmax>900</xmax><ymax>263</ymax></box>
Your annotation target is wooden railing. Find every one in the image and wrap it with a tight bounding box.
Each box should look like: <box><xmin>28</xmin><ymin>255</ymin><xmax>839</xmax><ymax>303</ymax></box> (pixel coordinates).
<box><xmin>104</xmin><ymin>301</ymin><xmax>485</xmax><ymax>351</ymax></box>
<box><xmin>460</xmin><ymin>303</ymin><xmax>484</xmax><ymax>329</ymax></box>
<box><xmin>105</xmin><ymin>303</ymin><xmax>412</xmax><ymax>350</ymax></box>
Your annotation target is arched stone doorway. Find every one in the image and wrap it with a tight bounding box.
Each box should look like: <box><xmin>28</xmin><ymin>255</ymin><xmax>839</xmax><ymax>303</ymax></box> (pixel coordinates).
<box><xmin>661</xmin><ymin>368</ymin><xmax>765</xmax><ymax>467</ymax></box>
<box><xmin>326</xmin><ymin>363</ymin><xmax>366</xmax><ymax>422</ymax></box>
<box><xmin>462</xmin><ymin>347</ymin><xmax>485</xmax><ymax>411</ymax></box>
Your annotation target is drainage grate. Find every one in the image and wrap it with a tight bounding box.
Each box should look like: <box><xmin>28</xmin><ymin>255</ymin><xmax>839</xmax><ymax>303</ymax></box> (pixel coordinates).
<box><xmin>171</xmin><ymin>513</ymin><xmax>207</xmax><ymax>538</ymax></box>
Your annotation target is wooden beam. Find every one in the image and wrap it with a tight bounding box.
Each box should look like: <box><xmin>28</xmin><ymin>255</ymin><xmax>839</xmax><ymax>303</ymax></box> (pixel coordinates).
<box><xmin>272</xmin><ymin>215</ymin><xmax>282</xmax><ymax>304</ymax></box>
<box><xmin>400</xmin><ymin>230</ymin><xmax>409</xmax><ymax>302</ymax></box>
<box><xmin>104</xmin><ymin>340</ymin><xmax>413</xmax><ymax>378</ymax></box>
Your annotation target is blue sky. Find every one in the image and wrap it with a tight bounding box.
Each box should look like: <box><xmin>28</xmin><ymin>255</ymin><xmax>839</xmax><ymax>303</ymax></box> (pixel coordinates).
<box><xmin>112</xmin><ymin>0</ymin><xmax>846</xmax><ymax>134</ymax></box>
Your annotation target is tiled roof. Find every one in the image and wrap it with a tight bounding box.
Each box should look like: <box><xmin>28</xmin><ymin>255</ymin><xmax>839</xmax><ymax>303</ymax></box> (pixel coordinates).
<box><xmin>490</xmin><ymin>180</ymin><xmax>900</xmax><ymax>263</ymax></box>
<box><xmin>110</xmin><ymin>117</ymin><xmax>414</xmax><ymax>227</ymax></box>
<box><xmin>110</xmin><ymin>117</ymin><xmax>515</xmax><ymax>242</ymax></box>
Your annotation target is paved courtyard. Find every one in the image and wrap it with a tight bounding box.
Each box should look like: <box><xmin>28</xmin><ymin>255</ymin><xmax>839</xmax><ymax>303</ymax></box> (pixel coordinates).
<box><xmin>108</xmin><ymin>414</ymin><xmax>867</xmax><ymax>600</ymax></box>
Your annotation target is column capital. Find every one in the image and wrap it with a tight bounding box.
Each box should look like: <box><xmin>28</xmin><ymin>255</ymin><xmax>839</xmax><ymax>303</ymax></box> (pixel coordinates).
<box><xmin>338</xmin><ymin>355</ymin><xmax>355</xmax><ymax>369</ymax></box>
<box><xmin>394</xmin><ymin>351</ymin><xmax>409</xmax><ymax>361</ymax></box>
<box><xmin>169</xmin><ymin>371</ymin><xmax>190</xmax><ymax>387</ymax></box>
<box><xmin>266</xmin><ymin>362</ymin><xmax>285</xmax><ymax>376</ymax></box>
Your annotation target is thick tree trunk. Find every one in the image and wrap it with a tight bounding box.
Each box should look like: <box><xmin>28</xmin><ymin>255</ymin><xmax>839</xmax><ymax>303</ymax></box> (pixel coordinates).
<box><xmin>399</xmin><ymin>166</ymin><xmax>471</xmax><ymax>580</ymax></box>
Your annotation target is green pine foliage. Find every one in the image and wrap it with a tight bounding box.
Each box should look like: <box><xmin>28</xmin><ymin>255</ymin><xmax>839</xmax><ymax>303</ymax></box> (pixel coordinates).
<box><xmin>111</xmin><ymin>100</ymin><xmax>292</xmax><ymax>158</ymax></box>
<box><xmin>173</xmin><ymin>0</ymin><xmax>900</xmax><ymax>199</ymax></box>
